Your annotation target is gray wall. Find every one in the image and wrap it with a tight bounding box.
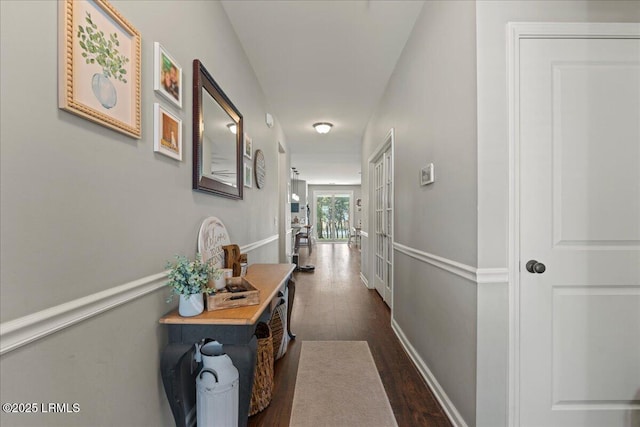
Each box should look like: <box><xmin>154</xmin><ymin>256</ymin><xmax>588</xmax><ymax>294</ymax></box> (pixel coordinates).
<box><xmin>0</xmin><ymin>1</ymin><xmax>286</xmax><ymax>425</ymax></box>
<box><xmin>363</xmin><ymin>2</ymin><xmax>640</xmax><ymax>426</ymax></box>
<box><xmin>362</xmin><ymin>1</ymin><xmax>478</xmax><ymax>425</ymax></box>
<box><xmin>362</xmin><ymin>1</ymin><xmax>640</xmax><ymax>427</ymax></box>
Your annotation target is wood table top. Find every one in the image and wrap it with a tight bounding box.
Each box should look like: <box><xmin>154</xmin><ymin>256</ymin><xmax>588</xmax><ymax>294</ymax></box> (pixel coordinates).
<box><xmin>159</xmin><ymin>263</ymin><xmax>295</xmax><ymax>326</ymax></box>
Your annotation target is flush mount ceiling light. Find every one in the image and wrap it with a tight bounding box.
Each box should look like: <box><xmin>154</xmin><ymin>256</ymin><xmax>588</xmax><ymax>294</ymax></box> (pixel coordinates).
<box><xmin>227</xmin><ymin>123</ymin><xmax>237</xmax><ymax>134</ymax></box>
<box><xmin>313</xmin><ymin>122</ymin><xmax>333</xmax><ymax>134</ymax></box>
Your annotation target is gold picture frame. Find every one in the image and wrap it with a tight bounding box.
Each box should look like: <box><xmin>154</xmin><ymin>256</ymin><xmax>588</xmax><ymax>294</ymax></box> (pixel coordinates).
<box><xmin>58</xmin><ymin>0</ymin><xmax>141</xmax><ymax>138</ymax></box>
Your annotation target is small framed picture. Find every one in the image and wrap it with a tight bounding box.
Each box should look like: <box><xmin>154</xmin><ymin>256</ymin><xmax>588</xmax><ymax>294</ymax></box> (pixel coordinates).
<box><xmin>244</xmin><ymin>163</ymin><xmax>253</xmax><ymax>188</ymax></box>
<box><xmin>154</xmin><ymin>103</ymin><xmax>182</xmax><ymax>160</ymax></box>
<box><xmin>154</xmin><ymin>42</ymin><xmax>182</xmax><ymax>108</ymax></box>
<box><xmin>420</xmin><ymin>163</ymin><xmax>435</xmax><ymax>186</ymax></box>
<box><xmin>244</xmin><ymin>133</ymin><xmax>253</xmax><ymax>159</ymax></box>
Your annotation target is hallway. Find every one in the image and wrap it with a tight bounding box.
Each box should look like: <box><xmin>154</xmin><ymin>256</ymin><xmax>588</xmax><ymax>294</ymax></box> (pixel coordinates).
<box><xmin>248</xmin><ymin>243</ymin><xmax>452</xmax><ymax>427</ymax></box>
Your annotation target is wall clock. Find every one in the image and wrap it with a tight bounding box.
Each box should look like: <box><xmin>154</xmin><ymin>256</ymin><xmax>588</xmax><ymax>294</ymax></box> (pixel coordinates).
<box><xmin>254</xmin><ymin>149</ymin><xmax>266</xmax><ymax>189</ymax></box>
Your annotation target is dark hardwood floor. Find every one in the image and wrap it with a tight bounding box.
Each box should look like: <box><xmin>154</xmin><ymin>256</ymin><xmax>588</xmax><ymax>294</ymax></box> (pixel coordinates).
<box><xmin>248</xmin><ymin>243</ymin><xmax>452</xmax><ymax>427</ymax></box>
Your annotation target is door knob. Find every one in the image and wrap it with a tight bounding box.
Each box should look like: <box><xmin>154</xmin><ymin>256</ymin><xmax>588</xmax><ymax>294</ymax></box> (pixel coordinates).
<box><xmin>526</xmin><ymin>260</ymin><xmax>546</xmax><ymax>274</ymax></box>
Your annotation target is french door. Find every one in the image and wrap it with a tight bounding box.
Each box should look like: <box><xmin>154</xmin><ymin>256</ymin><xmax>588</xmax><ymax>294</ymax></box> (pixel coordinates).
<box><xmin>314</xmin><ymin>192</ymin><xmax>352</xmax><ymax>242</ymax></box>
<box><xmin>372</xmin><ymin>131</ymin><xmax>393</xmax><ymax>306</ymax></box>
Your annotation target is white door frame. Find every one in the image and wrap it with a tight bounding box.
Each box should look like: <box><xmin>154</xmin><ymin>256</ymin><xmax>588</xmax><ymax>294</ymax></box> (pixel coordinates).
<box><xmin>507</xmin><ymin>22</ymin><xmax>640</xmax><ymax>426</ymax></box>
<box><xmin>278</xmin><ymin>141</ymin><xmax>291</xmax><ymax>263</ymax></box>
<box><xmin>311</xmin><ymin>190</ymin><xmax>355</xmax><ymax>242</ymax></box>
<box><xmin>368</xmin><ymin>128</ymin><xmax>395</xmax><ymax>308</ymax></box>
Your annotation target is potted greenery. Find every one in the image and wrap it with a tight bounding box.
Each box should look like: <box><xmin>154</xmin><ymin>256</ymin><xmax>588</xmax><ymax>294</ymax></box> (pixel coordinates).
<box><xmin>166</xmin><ymin>254</ymin><xmax>213</xmax><ymax>317</ymax></box>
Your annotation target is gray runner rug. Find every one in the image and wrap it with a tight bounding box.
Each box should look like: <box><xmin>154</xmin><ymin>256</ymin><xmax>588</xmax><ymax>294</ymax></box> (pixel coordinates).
<box><xmin>289</xmin><ymin>341</ymin><xmax>398</xmax><ymax>427</ymax></box>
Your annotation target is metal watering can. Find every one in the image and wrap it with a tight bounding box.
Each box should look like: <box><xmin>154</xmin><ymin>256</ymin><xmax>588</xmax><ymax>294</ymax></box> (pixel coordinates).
<box><xmin>195</xmin><ymin>340</ymin><xmax>239</xmax><ymax>426</ymax></box>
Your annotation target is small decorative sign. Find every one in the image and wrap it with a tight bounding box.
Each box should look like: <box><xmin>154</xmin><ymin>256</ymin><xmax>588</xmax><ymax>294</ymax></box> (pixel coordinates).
<box><xmin>197</xmin><ymin>217</ymin><xmax>231</xmax><ymax>269</ymax></box>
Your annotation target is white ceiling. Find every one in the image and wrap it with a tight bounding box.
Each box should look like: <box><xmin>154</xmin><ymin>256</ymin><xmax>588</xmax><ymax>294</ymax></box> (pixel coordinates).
<box><xmin>221</xmin><ymin>0</ymin><xmax>424</xmax><ymax>185</ymax></box>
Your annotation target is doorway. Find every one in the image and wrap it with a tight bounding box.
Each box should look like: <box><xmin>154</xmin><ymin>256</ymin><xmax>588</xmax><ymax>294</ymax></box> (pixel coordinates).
<box><xmin>278</xmin><ymin>141</ymin><xmax>291</xmax><ymax>263</ymax></box>
<box><xmin>369</xmin><ymin>129</ymin><xmax>394</xmax><ymax>307</ymax></box>
<box><xmin>510</xmin><ymin>24</ymin><xmax>640</xmax><ymax>427</ymax></box>
<box><xmin>313</xmin><ymin>191</ymin><xmax>353</xmax><ymax>242</ymax></box>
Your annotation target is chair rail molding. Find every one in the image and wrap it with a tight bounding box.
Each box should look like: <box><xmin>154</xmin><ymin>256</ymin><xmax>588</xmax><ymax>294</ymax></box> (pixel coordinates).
<box><xmin>239</xmin><ymin>233</ymin><xmax>279</xmax><ymax>254</ymax></box>
<box><xmin>0</xmin><ymin>272</ymin><xmax>168</xmax><ymax>356</ymax></box>
<box><xmin>393</xmin><ymin>242</ymin><xmax>508</xmax><ymax>284</ymax></box>
<box><xmin>1</xmin><ymin>234</ymin><xmax>280</xmax><ymax>356</ymax></box>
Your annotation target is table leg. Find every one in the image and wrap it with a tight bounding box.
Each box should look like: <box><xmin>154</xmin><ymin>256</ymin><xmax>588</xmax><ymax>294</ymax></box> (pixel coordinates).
<box><xmin>287</xmin><ymin>277</ymin><xmax>296</xmax><ymax>339</ymax></box>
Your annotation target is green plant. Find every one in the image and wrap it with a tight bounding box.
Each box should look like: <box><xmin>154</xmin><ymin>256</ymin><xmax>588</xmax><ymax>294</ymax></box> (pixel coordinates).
<box><xmin>77</xmin><ymin>12</ymin><xmax>130</xmax><ymax>83</ymax></box>
<box><xmin>166</xmin><ymin>254</ymin><xmax>213</xmax><ymax>302</ymax></box>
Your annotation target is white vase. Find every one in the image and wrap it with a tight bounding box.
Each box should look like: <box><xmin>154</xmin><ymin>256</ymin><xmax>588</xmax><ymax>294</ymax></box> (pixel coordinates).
<box><xmin>211</xmin><ymin>276</ymin><xmax>227</xmax><ymax>291</ymax></box>
<box><xmin>179</xmin><ymin>293</ymin><xmax>204</xmax><ymax>317</ymax></box>
<box><xmin>91</xmin><ymin>72</ymin><xmax>117</xmax><ymax>109</ymax></box>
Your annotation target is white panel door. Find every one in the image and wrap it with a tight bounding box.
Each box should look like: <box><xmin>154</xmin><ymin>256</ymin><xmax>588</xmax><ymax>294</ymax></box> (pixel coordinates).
<box><xmin>519</xmin><ymin>37</ymin><xmax>640</xmax><ymax>426</ymax></box>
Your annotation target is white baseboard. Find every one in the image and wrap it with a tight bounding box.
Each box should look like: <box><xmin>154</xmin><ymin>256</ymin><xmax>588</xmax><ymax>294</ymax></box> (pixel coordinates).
<box><xmin>391</xmin><ymin>318</ymin><xmax>469</xmax><ymax>427</ymax></box>
<box><xmin>360</xmin><ymin>272</ymin><xmax>370</xmax><ymax>288</ymax></box>
<box><xmin>1</xmin><ymin>234</ymin><xmax>280</xmax><ymax>356</ymax></box>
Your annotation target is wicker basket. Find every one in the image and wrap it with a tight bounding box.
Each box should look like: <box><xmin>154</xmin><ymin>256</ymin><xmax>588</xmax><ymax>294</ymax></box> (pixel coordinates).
<box><xmin>269</xmin><ymin>304</ymin><xmax>284</xmax><ymax>360</ymax></box>
<box><xmin>249</xmin><ymin>322</ymin><xmax>274</xmax><ymax>416</ymax></box>
<box><xmin>270</xmin><ymin>296</ymin><xmax>289</xmax><ymax>360</ymax></box>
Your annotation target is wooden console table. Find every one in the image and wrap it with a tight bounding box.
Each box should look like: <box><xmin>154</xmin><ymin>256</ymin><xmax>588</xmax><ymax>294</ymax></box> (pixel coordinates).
<box><xmin>160</xmin><ymin>263</ymin><xmax>296</xmax><ymax>427</ymax></box>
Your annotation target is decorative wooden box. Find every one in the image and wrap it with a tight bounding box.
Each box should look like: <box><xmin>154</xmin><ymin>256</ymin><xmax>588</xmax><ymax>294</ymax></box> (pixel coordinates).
<box><xmin>206</xmin><ymin>278</ymin><xmax>260</xmax><ymax>311</ymax></box>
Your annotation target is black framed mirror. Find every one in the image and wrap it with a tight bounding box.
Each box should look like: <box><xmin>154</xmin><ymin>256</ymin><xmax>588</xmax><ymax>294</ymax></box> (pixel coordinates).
<box><xmin>193</xmin><ymin>59</ymin><xmax>243</xmax><ymax>199</ymax></box>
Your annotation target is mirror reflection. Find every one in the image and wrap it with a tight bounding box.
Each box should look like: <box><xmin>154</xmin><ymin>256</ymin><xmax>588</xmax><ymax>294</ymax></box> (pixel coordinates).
<box><xmin>201</xmin><ymin>91</ymin><xmax>237</xmax><ymax>188</ymax></box>
<box><xmin>192</xmin><ymin>59</ymin><xmax>243</xmax><ymax>199</ymax></box>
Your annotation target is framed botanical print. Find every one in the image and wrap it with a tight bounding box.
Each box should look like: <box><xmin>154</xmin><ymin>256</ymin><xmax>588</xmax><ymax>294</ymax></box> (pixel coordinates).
<box><xmin>153</xmin><ymin>42</ymin><xmax>182</xmax><ymax>108</ymax></box>
<box><xmin>154</xmin><ymin>103</ymin><xmax>182</xmax><ymax>160</ymax></box>
<box><xmin>58</xmin><ymin>0</ymin><xmax>141</xmax><ymax>138</ymax></box>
